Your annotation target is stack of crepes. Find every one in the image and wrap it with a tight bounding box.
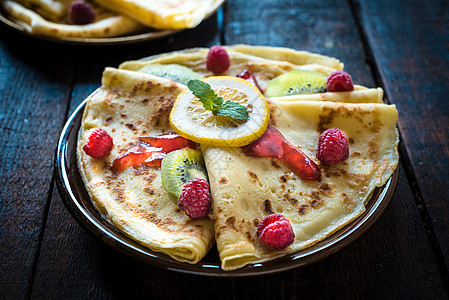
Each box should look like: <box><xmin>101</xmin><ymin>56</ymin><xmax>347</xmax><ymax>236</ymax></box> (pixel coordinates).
<box><xmin>1</xmin><ymin>0</ymin><xmax>223</xmax><ymax>38</ymax></box>
<box><xmin>77</xmin><ymin>45</ymin><xmax>399</xmax><ymax>271</ymax></box>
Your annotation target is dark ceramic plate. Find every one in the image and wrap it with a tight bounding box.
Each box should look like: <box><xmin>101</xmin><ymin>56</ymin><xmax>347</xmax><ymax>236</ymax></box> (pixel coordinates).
<box><xmin>0</xmin><ymin>0</ymin><xmax>225</xmax><ymax>45</ymax></box>
<box><xmin>54</xmin><ymin>99</ymin><xmax>399</xmax><ymax>277</ymax></box>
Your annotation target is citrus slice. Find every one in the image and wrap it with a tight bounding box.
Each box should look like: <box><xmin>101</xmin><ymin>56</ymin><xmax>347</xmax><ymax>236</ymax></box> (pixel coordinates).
<box><xmin>169</xmin><ymin>76</ymin><xmax>270</xmax><ymax>147</ymax></box>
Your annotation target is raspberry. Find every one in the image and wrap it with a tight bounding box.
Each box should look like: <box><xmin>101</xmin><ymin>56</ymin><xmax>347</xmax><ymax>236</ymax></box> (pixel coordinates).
<box><xmin>257</xmin><ymin>214</ymin><xmax>295</xmax><ymax>250</ymax></box>
<box><xmin>326</xmin><ymin>70</ymin><xmax>354</xmax><ymax>92</ymax></box>
<box><xmin>178</xmin><ymin>178</ymin><xmax>211</xmax><ymax>219</ymax></box>
<box><xmin>206</xmin><ymin>46</ymin><xmax>230</xmax><ymax>74</ymax></box>
<box><xmin>316</xmin><ymin>128</ymin><xmax>349</xmax><ymax>164</ymax></box>
<box><xmin>69</xmin><ymin>1</ymin><xmax>96</xmax><ymax>25</ymax></box>
<box><xmin>83</xmin><ymin>128</ymin><xmax>113</xmax><ymax>159</ymax></box>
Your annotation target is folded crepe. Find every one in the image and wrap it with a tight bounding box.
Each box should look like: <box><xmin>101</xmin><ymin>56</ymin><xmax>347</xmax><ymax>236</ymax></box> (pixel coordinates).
<box><xmin>77</xmin><ymin>67</ymin><xmax>215</xmax><ymax>263</ymax></box>
<box><xmin>2</xmin><ymin>0</ymin><xmax>143</xmax><ymax>38</ymax></box>
<box><xmin>92</xmin><ymin>0</ymin><xmax>222</xmax><ymax>30</ymax></box>
<box><xmin>9</xmin><ymin>0</ymin><xmax>73</xmax><ymax>21</ymax></box>
<box><xmin>77</xmin><ymin>46</ymin><xmax>398</xmax><ymax>270</ymax></box>
<box><xmin>202</xmin><ymin>99</ymin><xmax>399</xmax><ymax>270</ymax></box>
<box><xmin>120</xmin><ymin>45</ymin><xmax>346</xmax><ymax>93</ymax></box>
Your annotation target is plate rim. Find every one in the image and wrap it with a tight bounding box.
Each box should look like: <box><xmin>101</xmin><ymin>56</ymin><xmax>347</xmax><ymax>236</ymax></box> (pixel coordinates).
<box><xmin>54</xmin><ymin>98</ymin><xmax>399</xmax><ymax>278</ymax></box>
<box><xmin>0</xmin><ymin>0</ymin><xmax>226</xmax><ymax>46</ymax></box>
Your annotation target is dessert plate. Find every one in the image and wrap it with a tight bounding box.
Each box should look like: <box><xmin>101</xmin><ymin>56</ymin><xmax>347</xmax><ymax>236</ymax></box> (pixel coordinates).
<box><xmin>54</xmin><ymin>98</ymin><xmax>399</xmax><ymax>277</ymax></box>
<box><xmin>0</xmin><ymin>0</ymin><xmax>225</xmax><ymax>45</ymax></box>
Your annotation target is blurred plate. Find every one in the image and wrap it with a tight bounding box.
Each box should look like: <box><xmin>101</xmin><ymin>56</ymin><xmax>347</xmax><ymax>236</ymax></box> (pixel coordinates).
<box><xmin>54</xmin><ymin>97</ymin><xmax>399</xmax><ymax>277</ymax></box>
<box><xmin>0</xmin><ymin>0</ymin><xmax>225</xmax><ymax>45</ymax></box>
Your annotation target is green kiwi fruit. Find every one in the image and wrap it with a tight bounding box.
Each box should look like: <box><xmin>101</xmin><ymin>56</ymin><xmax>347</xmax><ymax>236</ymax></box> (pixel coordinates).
<box><xmin>137</xmin><ymin>64</ymin><xmax>203</xmax><ymax>85</ymax></box>
<box><xmin>264</xmin><ymin>69</ymin><xmax>327</xmax><ymax>97</ymax></box>
<box><xmin>161</xmin><ymin>148</ymin><xmax>208</xmax><ymax>199</ymax></box>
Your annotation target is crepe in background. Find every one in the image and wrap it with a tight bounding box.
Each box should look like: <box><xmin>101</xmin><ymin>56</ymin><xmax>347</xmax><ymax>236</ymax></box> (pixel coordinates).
<box><xmin>77</xmin><ymin>67</ymin><xmax>215</xmax><ymax>264</ymax></box>
<box><xmin>202</xmin><ymin>99</ymin><xmax>398</xmax><ymax>270</ymax></box>
<box><xmin>93</xmin><ymin>0</ymin><xmax>222</xmax><ymax>30</ymax></box>
<box><xmin>2</xmin><ymin>0</ymin><xmax>143</xmax><ymax>38</ymax></box>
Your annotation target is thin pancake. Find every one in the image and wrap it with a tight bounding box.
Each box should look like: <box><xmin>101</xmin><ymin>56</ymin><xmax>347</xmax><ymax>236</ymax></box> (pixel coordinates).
<box><xmin>119</xmin><ymin>45</ymin><xmax>345</xmax><ymax>93</ymax></box>
<box><xmin>92</xmin><ymin>0</ymin><xmax>222</xmax><ymax>29</ymax></box>
<box><xmin>11</xmin><ymin>0</ymin><xmax>73</xmax><ymax>21</ymax></box>
<box><xmin>77</xmin><ymin>67</ymin><xmax>214</xmax><ymax>264</ymax></box>
<box><xmin>202</xmin><ymin>100</ymin><xmax>398</xmax><ymax>270</ymax></box>
<box><xmin>3</xmin><ymin>0</ymin><xmax>143</xmax><ymax>38</ymax></box>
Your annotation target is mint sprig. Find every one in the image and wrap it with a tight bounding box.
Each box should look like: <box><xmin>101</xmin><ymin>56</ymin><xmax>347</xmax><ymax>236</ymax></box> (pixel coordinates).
<box><xmin>187</xmin><ymin>80</ymin><xmax>249</xmax><ymax>120</ymax></box>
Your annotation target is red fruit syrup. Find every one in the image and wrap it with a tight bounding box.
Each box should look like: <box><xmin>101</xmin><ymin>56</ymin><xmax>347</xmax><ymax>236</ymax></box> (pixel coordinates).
<box><xmin>113</xmin><ymin>133</ymin><xmax>197</xmax><ymax>172</ymax></box>
<box><xmin>243</xmin><ymin>125</ymin><xmax>321</xmax><ymax>181</ymax></box>
<box><xmin>236</xmin><ymin>69</ymin><xmax>263</xmax><ymax>93</ymax></box>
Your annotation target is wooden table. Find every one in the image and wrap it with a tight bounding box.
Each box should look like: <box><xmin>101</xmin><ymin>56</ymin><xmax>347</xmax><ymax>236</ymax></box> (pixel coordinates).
<box><xmin>1</xmin><ymin>0</ymin><xmax>448</xmax><ymax>298</ymax></box>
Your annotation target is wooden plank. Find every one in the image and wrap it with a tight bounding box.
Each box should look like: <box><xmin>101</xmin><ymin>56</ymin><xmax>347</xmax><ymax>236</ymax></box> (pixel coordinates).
<box><xmin>26</xmin><ymin>0</ymin><xmax>448</xmax><ymax>298</ymax></box>
<box><xmin>355</xmin><ymin>0</ymin><xmax>449</xmax><ymax>283</ymax></box>
<box><xmin>223</xmin><ymin>0</ymin><xmax>448</xmax><ymax>298</ymax></box>
<box><xmin>0</xmin><ymin>30</ymin><xmax>74</xmax><ymax>298</ymax></box>
<box><xmin>222</xmin><ymin>0</ymin><xmax>376</xmax><ymax>88</ymax></box>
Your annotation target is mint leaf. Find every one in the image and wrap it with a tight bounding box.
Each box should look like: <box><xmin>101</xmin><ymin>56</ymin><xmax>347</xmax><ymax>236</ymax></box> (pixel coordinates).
<box><xmin>187</xmin><ymin>80</ymin><xmax>216</xmax><ymax>111</ymax></box>
<box><xmin>187</xmin><ymin>80</ymin><xmax>249</xmax><ymax>120</ymax></box>
<box><xmin>216</xmin><ymin>101</ymin><xmax>249</xmax><ymax>119</ymax></box>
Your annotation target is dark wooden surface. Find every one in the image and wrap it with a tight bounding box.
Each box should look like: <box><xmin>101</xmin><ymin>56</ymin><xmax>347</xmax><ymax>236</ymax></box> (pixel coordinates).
<box><xmin>1</xmin><ymin>0</ymin><xmax>448</xmax><ymax>299</ymax></box>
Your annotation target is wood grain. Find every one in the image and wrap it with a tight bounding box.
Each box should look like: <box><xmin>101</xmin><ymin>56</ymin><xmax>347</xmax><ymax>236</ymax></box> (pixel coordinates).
<box><xmin>222</xmin><ymin>0</ymin><xmax>447</xmax><ymax>297</ymax></box>
<box><xmin>0</xmin><ymin>0</ymin><xmax>448</xmax><ymax>298</ymax></box>
<box><xmin>0</xmin><ymin>30</ymin><xmax>75</xmax><ymax>298</ymax></box>
<box><xmin>355</xmin><ymin>0</ymin><xmax>449</xmax><ymax>283</ymax></box>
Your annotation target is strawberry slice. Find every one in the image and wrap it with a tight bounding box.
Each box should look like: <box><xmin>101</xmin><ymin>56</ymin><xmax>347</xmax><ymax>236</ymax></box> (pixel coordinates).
<box><xmin>236</xmin><ymin>69</ymin><xmax>263</xmax><ymax>93</ymax></box>
<box><xmin>113</xmin><ymin>133</ymin><xmax>197</xmax><ymax>172</ymax></box>
<box><xmin>243</xmin><ymin>125</ymin><xmax>320</xmax><ymax>181</ymax></box>
<box><xmin>139</xmin><ymin>133</ymin><xmax>197</xmax><ymax>152</ymax></box>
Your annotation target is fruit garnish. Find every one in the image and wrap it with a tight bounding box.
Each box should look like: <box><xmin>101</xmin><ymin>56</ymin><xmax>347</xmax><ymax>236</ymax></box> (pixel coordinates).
<box><xmin>83</xmin><ymin>128</ymin><xmax>113</xmax><ymax>159</ymax></box>
<box><xmin>69</xmin><ymin>1</ymin><xmax>96</xmax><ymax>25</ymax></box>
<box><xmin>236</xmin><ymin>69</ymin><xmax>263</xmax><ymax>93</ymax></box>
<box><xmin>326</xmin><ymin>70</ymin><xmax>354</xmax><ymax>92</ymax></box>
<box><xmin>178</xmin><ymin>178</ymin><xmax>211</xmax><ymax>219</ymax></box>
<box><xmin>316</xmin><ymin>128</ymin><xmax>349</xmax><ymax>164</ymax></box>
<box><xmin>140</xmin><ymin>133</ymin><xmax>198</xmax><ymax>152</ymax></box>
<box><xmin>243</xmin><ymin>125</ymin><xmax>321</xmax><ymax>181</ymax></box>
<box><xmin>257</xmin><ymin>214</ymin><xmax>295</xmax><ymax>250</ymax></box>
<box><xmin>206</xmin><ymin>46</ymin><xmax>231</xmax><ymax>74</ymax></box>
<box><xmin>187</xmin><ymin>79</ymin><xmax>248</xmax><ymax>120</ymax></box>
<box><xmin>169</xmin><ymin>76</ymin><xmax>270</xmax><ymax>147</ymax></box>
<box><xmin>112</xmin><ymin>133</ymin><xmax>197</xmax><ymax>172</ymax></box>
<box><xmin>161</xmin><ymin>148</ymin><xmax>208</xmax><ymax>199</ymax></box>
<box><xmin>137</xmin><ymin>64</ymin><xmax>203</xmax><ymax>85</ymax></box>
<box><xmin>264</xmin><ymin>69</ymin><xmax>327</xmax><ymax>98</ymax></box>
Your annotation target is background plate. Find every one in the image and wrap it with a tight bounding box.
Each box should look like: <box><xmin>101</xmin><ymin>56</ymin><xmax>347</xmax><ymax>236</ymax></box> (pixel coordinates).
<box><xmin>0</xmin><ymin>0</ymin><xmax>225</xmax><ymax>45</ymax></box>
<box><xmin>54</xmin><ymin>99</ymin><xmax>399</xmax><ymax>277</ymax></box>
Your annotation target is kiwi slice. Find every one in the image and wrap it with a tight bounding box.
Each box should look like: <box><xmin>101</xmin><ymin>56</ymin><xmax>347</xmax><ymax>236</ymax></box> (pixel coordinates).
<box><xmin>161</xmin><ymin>148</ymin><xmax>208</xmax><ymax>199</ymax></box>
<box><xmin>137</xmin><ymin>64</ymin><xmax>203</xmax><ymax>85</ymax></box>
<box><xmin>264</xmin><ymin>69</ymin><xmax>327</xmax><ymax>97</ymax></box>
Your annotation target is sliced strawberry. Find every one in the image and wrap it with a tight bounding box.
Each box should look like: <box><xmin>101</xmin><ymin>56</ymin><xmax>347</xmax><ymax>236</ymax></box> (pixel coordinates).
<box><xmin>139</xmin><ymin>133</ymin><xmax>198</xmax><ymax>152</ymax></box>
<box><xmin>113</xmin><ymin>133</ymin><xmax>197</xmax><ymax>172</ymax></box>
<box><xmin>243</xmin><ymin>125</ymin><xmax>320</xmax><ymax>181</ymax></box>
<box><xmin>236</xmin><ymin>69</ymin><xmax>263</xmax><ymax>93</ymax></box>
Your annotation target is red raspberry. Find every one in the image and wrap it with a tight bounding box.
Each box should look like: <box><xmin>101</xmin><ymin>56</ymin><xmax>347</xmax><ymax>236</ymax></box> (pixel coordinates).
<box><xmin>326</xmin><ymin>70</ymin><xmax>354</xmax><ymax>92</ymax></box>
<box><xmin>69</xmin><ymin>1</ymin><xmax>96</xmax><ymax>25</ymax></box>
<box><xmin>206</xmin><ymin>46</ymin><xmax>230</xmax><ymax>74</ymax></box>
<box><xmin>257</xmin><ymin>214</ymin><xmax>295</xmax><ymax>250</ymax></box>
<box><xmin>83</xmin><ymin>128</ymin><xmax>113</xmax><ymax>159</ymax></box>
<box><xmin>316</xmin><ymin>128</ymin><xmax>349</xmax><ymax>164</ymax></box>
<box><xmin>178</xmin><ymin>178</ymin><xmax>211</xmax><ymax>219</ymax></box>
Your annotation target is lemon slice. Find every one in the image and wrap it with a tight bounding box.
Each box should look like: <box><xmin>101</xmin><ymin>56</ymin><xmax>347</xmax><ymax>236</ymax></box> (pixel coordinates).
<box><xmin>169</xmin><ymin>76</ymin><xmax>270</xmax><ymax>147</ymax></box>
